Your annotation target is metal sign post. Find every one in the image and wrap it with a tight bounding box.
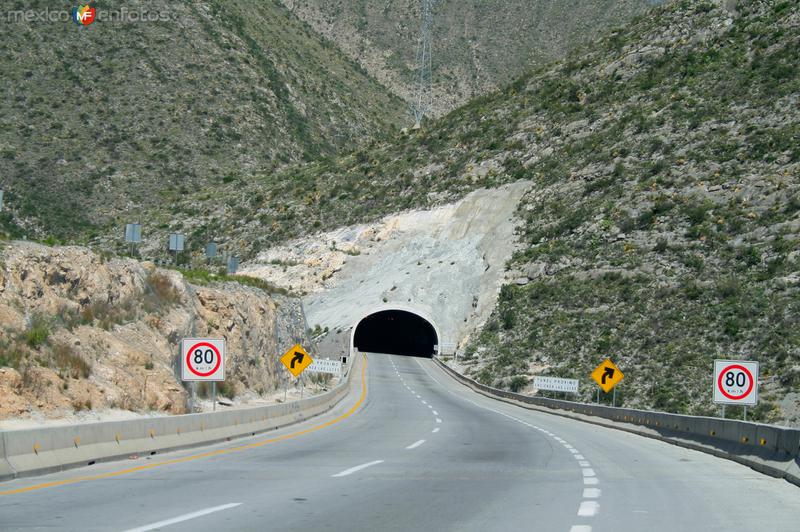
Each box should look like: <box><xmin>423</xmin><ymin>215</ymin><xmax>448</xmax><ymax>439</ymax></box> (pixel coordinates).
<box><xmin>212</xmin><ymin>382</ymin><xmax>217</xmax><ymax>412</ymax></box>
<box><xmin>0</xmin><ymin>189</ymin><xmax>4</xmax><ymax>212</ymax></box>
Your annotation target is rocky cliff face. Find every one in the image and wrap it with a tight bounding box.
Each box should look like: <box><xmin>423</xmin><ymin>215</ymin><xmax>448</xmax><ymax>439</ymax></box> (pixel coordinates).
<box><xmin>0</xmin><ymin>242</ymin><xmax>310</xmax><ymax>422</ymax></box>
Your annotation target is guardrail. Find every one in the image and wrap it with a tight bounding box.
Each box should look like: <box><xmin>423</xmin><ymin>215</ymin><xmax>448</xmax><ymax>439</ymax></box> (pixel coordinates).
<box><xmin>0</xmin><ymin>358</ymin><xmax>356</xmax><ymax>481</ymax></box>
<box><xmin>434</xmin><ymin>358</ymin><xmax>800</xmax><ymax>487</ymax></box>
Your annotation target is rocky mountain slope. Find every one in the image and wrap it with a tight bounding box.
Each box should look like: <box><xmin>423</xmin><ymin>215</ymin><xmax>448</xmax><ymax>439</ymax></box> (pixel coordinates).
<box><xmin>0</xmin><ymin>241</ymin><xmax>312</xmax><ymax>422</ymax></box>
<box><xmin>280</xmin><ymin>0</ymin><xmax>655</xmax><ymax>116</ymax></box>
<box><xmin>0</xmin><ymin>0</ymin><xmax>406</xmax><ymax>242</ymax></box>
<box><xmin>171</xmin><ymin>0</ymin><xmax>799</xmax><ymax>424</ymax></box>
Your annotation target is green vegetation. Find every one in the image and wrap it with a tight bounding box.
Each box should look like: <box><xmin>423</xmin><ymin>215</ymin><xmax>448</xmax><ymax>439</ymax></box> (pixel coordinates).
<box><xmin>25</xmin><ymin>316</ymin><xmax>50</xmax><ymax>348</ymax></box>
<box><xmin>286</xmin><ymin>0</ymin><xmax>651</xmax><ymax>115</ymax></box>
<box><xmin>177</xmin><ymin>268</ymin><xmax>293</xmax><ymax>296</ymax></box>
<box><xmin>0</xmin><ymin>0</ymin><xmax>406</xmax><ymax>242</ymax></box>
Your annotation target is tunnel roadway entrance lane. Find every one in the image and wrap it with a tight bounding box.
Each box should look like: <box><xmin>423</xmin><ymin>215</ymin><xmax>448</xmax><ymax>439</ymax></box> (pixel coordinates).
<box><xmin>0</xmin><ymin>353</ymin><xmax>584</xmax><ymax>531</ymax></box>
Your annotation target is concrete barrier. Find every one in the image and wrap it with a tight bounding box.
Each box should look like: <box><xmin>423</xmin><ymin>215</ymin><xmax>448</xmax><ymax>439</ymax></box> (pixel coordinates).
<box><xmin>0</xmin><ymin>358</ymin><xmax>357</xmax><ymax>481</ymax></box>
<box><xmin>434</xmin><ymin>358</ymin><xmax>800</xmax><ymax>487</ymax></box>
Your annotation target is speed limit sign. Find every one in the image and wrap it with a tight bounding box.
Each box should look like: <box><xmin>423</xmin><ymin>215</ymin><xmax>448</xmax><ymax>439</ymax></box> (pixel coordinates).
<box><xmin>181</xmin><ymin>338</ymin><xmax>226</xmax><ymax>381</ymax></box>
<box><xmin>713</xmin><ymin>359</ymin><xmax>758</xmax><ymax>406</ymax></box>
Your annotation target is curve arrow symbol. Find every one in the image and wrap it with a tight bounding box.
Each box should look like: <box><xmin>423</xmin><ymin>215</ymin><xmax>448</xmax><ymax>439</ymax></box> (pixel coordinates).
<box><xmin>602</xmin><ymin>367</ymin><xmax>614</xmax><ymax>384</ymax></box>
<box><xmin>291</xmin><ymin>352</ymin><xmax>304</xmax><ymax>369</ymax></box>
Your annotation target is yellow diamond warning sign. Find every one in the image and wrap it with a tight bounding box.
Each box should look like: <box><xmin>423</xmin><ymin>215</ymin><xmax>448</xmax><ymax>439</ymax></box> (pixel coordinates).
<box><xmin>591</xmin><ymin>358</ymin><xmax>624</xmax><ymax>393</ymax></box>
<box><xmin>281</xmin><ymin>344</ymin><xmax>313</xmax><ymax>378</ymax></box>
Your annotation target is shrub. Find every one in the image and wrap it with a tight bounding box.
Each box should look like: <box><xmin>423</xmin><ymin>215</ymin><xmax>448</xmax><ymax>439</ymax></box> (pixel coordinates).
<box><xmin>716</xmin><ymin>276</ymin><xmax>740</xmax><ymax>300</ymax></box>
<box><xmin>683</xmin><ymin>280</ymin><xmax>703</xmax><ymax>300</ymax></box>
<box><xmin>509</xmin><ymin>375</ymin><xmax>528</xmax><ymax>392</ymax></box>
<box><xmin>25</xmin><ymin>318</ymin><xmax>50</xmax><ymax>348</ymax></box>
<box><xmin>147</xmin><ymin>272</ymin><xmax>181</xmax><ymax>305</ymax></box>
<box><xmin>682</xmin><ymin>200</ymin><xmax>712</xmax><ymax>226</ymax></box>
<box><xmin>52</xmin><ymin>342</ymin><xmax>91</xmax><ymax>379</ymax></box>
<box><xmin>653</xmin><ymin>237</ymin><xmax>669</xmax><ymax>253</ymax></box>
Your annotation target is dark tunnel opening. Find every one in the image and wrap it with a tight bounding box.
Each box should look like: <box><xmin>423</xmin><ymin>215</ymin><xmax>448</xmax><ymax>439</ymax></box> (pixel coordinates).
<box><xmin>353</xmin><ymin>310</ymin><xmax>438</xmax><ymax>357</ymax></box>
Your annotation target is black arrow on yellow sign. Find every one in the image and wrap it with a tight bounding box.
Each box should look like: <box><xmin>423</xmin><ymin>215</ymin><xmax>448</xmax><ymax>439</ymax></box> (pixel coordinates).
<box><xmin>602</xmin><ymin>367</ymin><xmax>614</xmax><ymax>384</ymax></box>
<box><xmin>291</xmin><ymin>351</ymin><xmax>304</xmax><ymax>369</ymax></box>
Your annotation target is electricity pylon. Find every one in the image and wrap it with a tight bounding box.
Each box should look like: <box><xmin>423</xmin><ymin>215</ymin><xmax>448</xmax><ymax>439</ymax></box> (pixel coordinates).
<box><xmin>411</xmin><ymin>0</ymin><xmax>436</xmax><ymax>128</ymax></box>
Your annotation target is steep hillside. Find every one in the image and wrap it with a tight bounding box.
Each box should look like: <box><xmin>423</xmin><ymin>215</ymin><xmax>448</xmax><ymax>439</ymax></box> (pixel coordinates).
<box><xmin>280</xmin><ymin>0</ymin><xmax>654</xmax><ymax>116</ymax></box>
<box><xmin>167</xmin><ymin>0</ymin><xmax>799</xmax><ymax>424</ymax></box>
<box><xmin>0</xmin><ymin>0</ymin><xmax>406</xmax><ymax>241</ymax></box>
<box><xmin>0</xmin><ymin>241</ymin><xmax>313</xmax><ymax>422</ymax></box>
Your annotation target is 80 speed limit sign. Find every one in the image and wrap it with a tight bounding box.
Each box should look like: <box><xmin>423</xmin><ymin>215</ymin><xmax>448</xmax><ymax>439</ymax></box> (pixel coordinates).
<box><xmin>181</xmin><ymin>338</ymin><xmax>226</xmax><ymax>381</ymax></box>
<box><xmin>713</xmin><ymin>359</ymin><xmax>758</xmax><ymax>406</ymax></box>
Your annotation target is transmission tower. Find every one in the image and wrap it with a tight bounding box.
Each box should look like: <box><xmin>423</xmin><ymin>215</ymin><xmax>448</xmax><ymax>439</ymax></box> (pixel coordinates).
<box><xmin>411</xmin><ymin>0</ymin><xmax>436</xmax><ymax>128</ymax></box>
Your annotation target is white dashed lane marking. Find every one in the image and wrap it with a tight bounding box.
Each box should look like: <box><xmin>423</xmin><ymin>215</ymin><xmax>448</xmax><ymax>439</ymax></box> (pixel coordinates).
<box><xmin>578</xmin><ymin>501</ymin><xmax>600</xmax><ymax>517</ymax></box>
<box><xmin>332</xmin><ymin>460</ymin><xmax>384</xmax><ymax>478</ymax></box>
<box><xmin>414</xmin><ymin>358</ymin><xmax>602</xmax><ymax>532</ymax></box>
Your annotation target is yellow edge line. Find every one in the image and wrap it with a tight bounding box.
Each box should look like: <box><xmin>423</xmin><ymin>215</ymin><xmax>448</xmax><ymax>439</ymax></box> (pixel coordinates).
<box><xmin>0</xmin><ymin>354</ymin><xmax>368</xmax><ymax>496</ymax></box>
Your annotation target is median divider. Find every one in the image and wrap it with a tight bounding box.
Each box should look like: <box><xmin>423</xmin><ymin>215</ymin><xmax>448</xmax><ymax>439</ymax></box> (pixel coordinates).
<box><xmin>434</xmin><ymin>357</ymin><xmax>800</xmax><ymax>487</ymax></box>
<box><xmin>0</xmin><ymin>357</ymin><xmax>357</xmax><ymax>482</ymax></box>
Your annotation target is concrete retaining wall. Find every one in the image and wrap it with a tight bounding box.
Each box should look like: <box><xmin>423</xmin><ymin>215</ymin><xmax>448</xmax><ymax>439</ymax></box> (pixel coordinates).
<box><xmin>435</xmin><ymin>358</ymin><xmax>800</xmax><ymax>486</ymax></box>
<box><xmin>0</xmin><ymin>360</ymin><xmax>356</xmax><ymax>481</ymax></box>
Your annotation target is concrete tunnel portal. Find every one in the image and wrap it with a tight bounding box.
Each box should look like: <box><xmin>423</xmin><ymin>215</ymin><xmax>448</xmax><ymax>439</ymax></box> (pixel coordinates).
<box><xmin>352</xmin><ymin>309</ymin><xmax>439</xmax><ymax>357</ymax></box>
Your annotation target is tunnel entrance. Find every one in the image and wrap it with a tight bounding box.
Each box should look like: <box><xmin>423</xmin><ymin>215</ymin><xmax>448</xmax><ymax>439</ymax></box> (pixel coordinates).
<box><xmin>353</xmin><ymin>310</ymin><xmax>439</xmax><ymax>357</ymax></box>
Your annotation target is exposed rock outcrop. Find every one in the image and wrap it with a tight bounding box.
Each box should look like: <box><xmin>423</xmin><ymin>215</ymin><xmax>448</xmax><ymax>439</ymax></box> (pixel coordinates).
<box><xmin>0</xmin><ymin>242</ymin><xmax>310</xmax><ymax>422</ymax></box>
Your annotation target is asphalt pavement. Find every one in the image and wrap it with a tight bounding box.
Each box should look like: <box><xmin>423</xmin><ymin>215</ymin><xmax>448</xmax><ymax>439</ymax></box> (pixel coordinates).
<box><xmin>1</xmin><ymin>353</ymin><xmax>798</xmax><ymax>531</ymax></box>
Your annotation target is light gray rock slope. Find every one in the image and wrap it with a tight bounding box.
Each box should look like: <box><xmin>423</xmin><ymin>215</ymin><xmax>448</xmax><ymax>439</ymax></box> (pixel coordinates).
<box><xmin>243</xmin><ymin>181</ymin><xmax>531</xmax><ymax>352</ymax></box>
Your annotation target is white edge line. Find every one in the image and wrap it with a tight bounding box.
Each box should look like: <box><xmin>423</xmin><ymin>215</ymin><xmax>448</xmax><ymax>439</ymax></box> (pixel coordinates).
<box><xmin>406</xmin><ymin>439</ymin><xmax>426</xmax><ymax>450</ymax></box>
<box><xmin>435</xmin><ymin>418</ymin><xmax>442</xmax><ymax>424</ymax></box>
<box><xmin>432</xmin><ymin>427</ymin><xmax>440</xmax><ymax>433</ymax></box>
<box><xmin>332</xmin><ymin>460</ymin><xmax>385</xmax><ymax>478</ymax></box>
<box><xmin>123</xmin><ymin>503</ymin><xmax>242</xmax><ymax>532</ymax></box>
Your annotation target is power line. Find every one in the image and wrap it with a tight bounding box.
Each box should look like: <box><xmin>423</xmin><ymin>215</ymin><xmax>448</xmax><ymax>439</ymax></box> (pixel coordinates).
<box><xmin>411</xmin><ymin>0</ymin><xmax>436</xmax><ymax>128</ymax></box>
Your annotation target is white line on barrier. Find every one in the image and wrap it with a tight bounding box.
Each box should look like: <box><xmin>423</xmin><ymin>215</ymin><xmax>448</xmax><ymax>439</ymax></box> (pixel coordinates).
<box><xmin>123</xmin><ymin>503</ymin><xmax>242</xmax><ymax>532</ymax></box>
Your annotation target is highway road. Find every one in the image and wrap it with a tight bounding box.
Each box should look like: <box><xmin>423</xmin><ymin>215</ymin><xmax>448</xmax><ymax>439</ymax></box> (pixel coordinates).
<box><xmin>1</xmin><ymin>353</ymin><xmax>799</xmax><ymax>531</ymax></box>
